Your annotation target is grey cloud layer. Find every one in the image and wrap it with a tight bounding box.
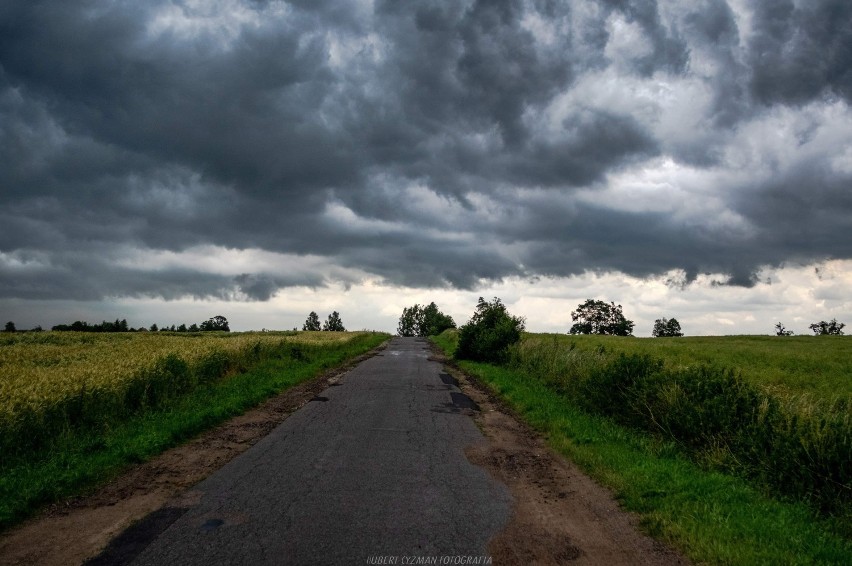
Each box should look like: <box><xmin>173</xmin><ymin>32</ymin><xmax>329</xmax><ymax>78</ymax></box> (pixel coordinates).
<box><xmin>1</xmin><ymin>0</ymin><xmax>851</xmax><ymax>300</ymax></box>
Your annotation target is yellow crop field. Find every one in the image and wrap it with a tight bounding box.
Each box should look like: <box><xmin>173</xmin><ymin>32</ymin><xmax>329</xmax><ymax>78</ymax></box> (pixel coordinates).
<box><xmin>0</xmin><ymin>330</ymin><xmax>367</xmax><ymax>455</ymax></box>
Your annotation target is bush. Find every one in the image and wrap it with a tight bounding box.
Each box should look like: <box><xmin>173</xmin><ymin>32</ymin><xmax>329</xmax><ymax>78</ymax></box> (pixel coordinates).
<box><xmin>573</xmin><ymin>352</ymin><xmax>850</xmax><ymax>515</ymax></box>
<box><xmin>397</xmin><ymin>302</ymin><xmax>456</xmax><ymax>337</ymax></box>
<box><xmin>455</xmin><ymin>297</ymin><xmax>525</xmax><ymax>364</ymax></box>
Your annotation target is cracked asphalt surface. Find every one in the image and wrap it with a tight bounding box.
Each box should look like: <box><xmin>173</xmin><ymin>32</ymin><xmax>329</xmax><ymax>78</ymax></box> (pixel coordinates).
<box><xmin>127</xmin><ymin>337</ymin><xmax>511</xmax><ymax>565</ymax></box>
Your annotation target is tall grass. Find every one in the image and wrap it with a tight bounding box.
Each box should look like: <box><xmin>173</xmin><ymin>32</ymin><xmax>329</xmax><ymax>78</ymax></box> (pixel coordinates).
<box><xmin>524</xmin><ymin>334</ymin><xmax>852</xmax><ymax>401</ymax></box>
<box><xmin>509</xmin><ymin>335</ymin><xmax>851</xmax><ymax>518</ymax></box>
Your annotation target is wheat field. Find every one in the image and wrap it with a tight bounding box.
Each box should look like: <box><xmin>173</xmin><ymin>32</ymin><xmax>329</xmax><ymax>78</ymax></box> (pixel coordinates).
<box><xmin>0</xmin><ymin>330</ymin><xmax>365</xmax><ymax>454</ymax></box>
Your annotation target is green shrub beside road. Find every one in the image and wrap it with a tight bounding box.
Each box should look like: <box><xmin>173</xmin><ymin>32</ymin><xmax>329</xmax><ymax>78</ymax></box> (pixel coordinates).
<box><xmin>455</xmin><ymin>297</ymin><xmax>525</xmax><ymax>364</ymax></box>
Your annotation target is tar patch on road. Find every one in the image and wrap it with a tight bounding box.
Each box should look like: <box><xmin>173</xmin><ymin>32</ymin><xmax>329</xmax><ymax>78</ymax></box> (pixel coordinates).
<box><xmin>451</xmin><ymin>392</ymin><xmax>480</xmax><ymax>411</ymax></box>
<box><xmin>439</xmin><ymin>372</ymin><xmax>459</xmax><ymax>387</ymax></box>
<box><xmin>199</xmin><ymin>518</ymin><xmax>225</xmax><ymax>533</ymax></box>
<box><xmin>433</xmin><ymin>392</ymin><xmax>481</xmax><ymax>414</ymax></box>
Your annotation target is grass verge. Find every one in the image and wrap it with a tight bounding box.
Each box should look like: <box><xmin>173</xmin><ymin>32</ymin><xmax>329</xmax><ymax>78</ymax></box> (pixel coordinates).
<box><xmin>432</xmin><ymin>333</ymin><xmax>852</xmax><ymax>565</ymax></box>
<box><xmin>0</xmin><ymin>332</ymin><xmax>388</xmax><ymax>531</ymax></box>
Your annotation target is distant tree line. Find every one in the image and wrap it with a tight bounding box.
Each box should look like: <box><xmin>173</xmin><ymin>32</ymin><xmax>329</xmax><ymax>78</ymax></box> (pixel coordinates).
<box><xmin>48</xmin><ymin>315</ymin><xmax>230</xmax><ymax>333</ymax></box>
<box><xmin>394</xmin><ymin>296</ymin><xmax>847</xmax><ymax>342</ymax></box>
<box><xmin>302</xmin><ymin>311</ymin><xmax>346</xmax><ymax>331</ymax></box>
<box><xmin>52</xmin><ymin>319</ymin><xmax>131</xmax><ymax>332</ymax></box>
<box><xmin>566</xmin><ymin>300</ymin><xmax>846</xmax><ymax>338</ymax></box>
<box><xmin>5</xmin><ymin>322</ymin><xmax>18</xmax><ymax>332</ymax></box>
<box><xmin>3</xmin><ymin>321</ymin><xmax>43</xmax><ymax>333</ymax></box>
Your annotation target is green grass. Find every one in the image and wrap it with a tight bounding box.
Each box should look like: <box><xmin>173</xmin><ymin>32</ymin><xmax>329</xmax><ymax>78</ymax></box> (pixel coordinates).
<box><xmin>0</xmin><ymin>332</ymin><xmax>388</xmax><ymax>531</ymax></box>
<box><xmin>527</xmin><ymin>333</ymin><xmax>852</xmax><ymax>402</ymax></box>
<box><xmin>432</xmin><ymin>332</ymin><xmax>852</xmax><ymax>565</ymax></box>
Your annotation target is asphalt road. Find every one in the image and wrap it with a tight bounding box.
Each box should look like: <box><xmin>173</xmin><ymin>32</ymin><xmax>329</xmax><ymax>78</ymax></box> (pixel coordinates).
<box><xmin>127</xmin><ymin>337</ymin><xmax>511</xmax><ymax>565</ymax></box>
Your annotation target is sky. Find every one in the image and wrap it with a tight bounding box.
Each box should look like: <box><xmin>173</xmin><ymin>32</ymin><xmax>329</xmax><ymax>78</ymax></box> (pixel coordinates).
<box><xmin>1</xmin><ymin>0</ymin><xmax>851</xmax><ymax>336</ymax></box>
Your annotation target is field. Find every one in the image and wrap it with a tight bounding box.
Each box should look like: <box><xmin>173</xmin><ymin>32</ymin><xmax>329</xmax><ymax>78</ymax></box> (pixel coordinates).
<box><xmin>519</xmin><ymin>333</ymin><xmax>852</xmax><ymax>402</ymax></box>
<box><xmin>0</xmin><ymin>330</ymin><xmax>389</xmax><ymax>528</ymax></box>
<box><xmin>433</xmin><ymin>331</ymin><xmax>852</xmax><ymax>564</ymax></box>
<box><xmin>0</xmin><ymin>330</ymin><xmax>365</xmax><ymax>454</ymax></box>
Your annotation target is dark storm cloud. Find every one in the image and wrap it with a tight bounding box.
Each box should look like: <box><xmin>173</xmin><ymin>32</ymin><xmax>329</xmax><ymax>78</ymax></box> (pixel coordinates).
<box><xmin>1</xmin><ymin>0</ymin><xmax>851</xmax><ymax>301</ymax></box>
<box><xmin>0</xmin><ymin>250</ymin><xmax>231</xmax><ymax>301</ymax></box>
<box><xmin>509</xmin><ymin>110</ymin><xmax>658</xmax><ymax>186</ymax></box>
<box><xmin>749</xmin><ymin>0</ymin><xmax>852</xmax><ymax>106</ymax></box>
<box><xmin>681</xmin><ymin>0</ymin><xmax>748</xmax><ymax>129</ymax></box>
<box><xmin>599</xmin><ymin>0</ymin><xmax>689</xmax><ymax>76</ymax></box>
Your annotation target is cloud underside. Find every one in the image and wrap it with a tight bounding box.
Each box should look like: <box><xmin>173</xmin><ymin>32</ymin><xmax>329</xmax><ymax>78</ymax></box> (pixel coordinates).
<box><xmin>1</xmin><ymin>0</ymin><xmax>851</xmax><ymax>301</ymax></box>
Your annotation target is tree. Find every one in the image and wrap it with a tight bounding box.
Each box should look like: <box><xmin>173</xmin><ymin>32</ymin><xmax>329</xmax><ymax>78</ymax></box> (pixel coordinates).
<box><xmin>397</xmin><ymin>304</ymin><xmax>421</xmax><ymax>337</ymax></box>
<box><xmin>200</xmin><ymin>315</ymin><xmax>230</xmax><ymax>332</ymax></box>
<box><xmin>4</xmin><ymin>321</ymin><xmax>15</xmax><ymax>333</ymax></box>
<box><xmin>569</xmin><ymin>300</ymin><xmax>634</xmax><ymax>336</ymax></box>
<box><xmin>322</xmin><ymin>311</ymin><xmax>345</xmax><ymax>332</ymax></box>
<box><xmin>303</xmin><ymin>311</ymin><xmax>322</xmax><ymax>331</ymax></box>
<box><xmin>809</xmin><ymin>319</ymin><xmax>845</xmax><ymax>336</ymax></box>
<box><xmin>775</xmin><ymin>322</ymin><xmax>794</xmax><ymax>336</ymax></box>
<box><xmin>149</xmin><ymin>323</ymin><xmax>159</xmax><ymax>332</ymax></box>
<box><xmin>421</xmin><ymin>302</ymin><xmax>456</xmax><ymax>336</ymax></box>
<box><xmin>652</xmin><ymin>317</ymin><xmax>683</xmax><ymax>337</ymax></box>
<box><xmin>455</xmin><ymin>297</ymin><xmax>525</xmax><ymax>364</ymax></box>
<box><xmin>397</xmin><ymin>302</ymin><xmax>456</xmax><ymax>337</ymax></box>
<box><xmin>188</xmin><ymin>323</ymin><xmax>200</xmax><ymax>332</ymax></box>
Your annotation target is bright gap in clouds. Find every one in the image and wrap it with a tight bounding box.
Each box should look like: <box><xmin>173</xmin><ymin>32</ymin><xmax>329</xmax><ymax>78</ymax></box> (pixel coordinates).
<box><xmin>6</xmin><ymin>261</ymin><xmax>849</xmax><ymax>338</ymax></box>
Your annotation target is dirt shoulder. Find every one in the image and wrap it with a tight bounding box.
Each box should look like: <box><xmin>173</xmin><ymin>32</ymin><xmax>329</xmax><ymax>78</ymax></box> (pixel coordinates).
<box><xmin>433</xmin><ymin>349</ymin><xmax>691</xmax><ymax>565</ymax></box>
<box><xmin>0</xmin><ymin>344</ymin><xmax>386</xmax><ymax>566</ymax></box>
